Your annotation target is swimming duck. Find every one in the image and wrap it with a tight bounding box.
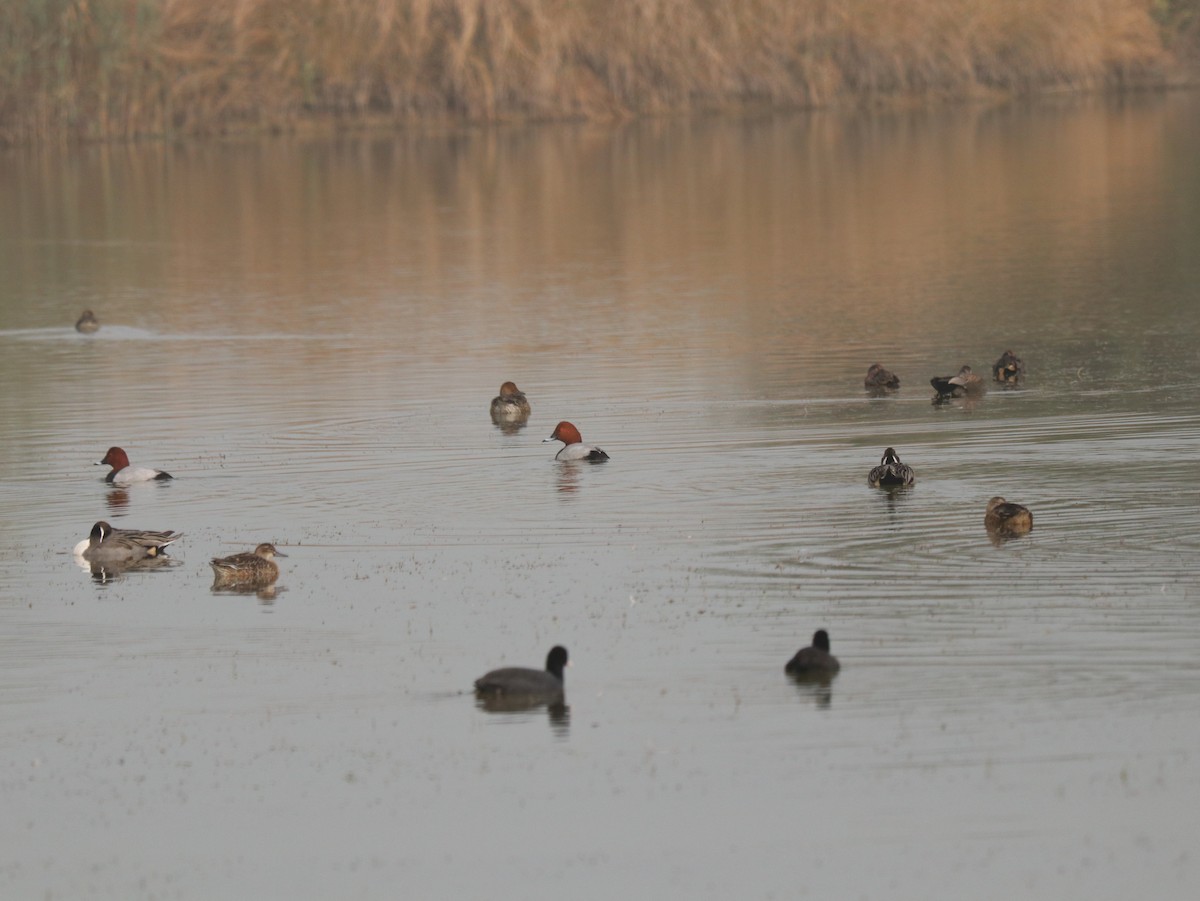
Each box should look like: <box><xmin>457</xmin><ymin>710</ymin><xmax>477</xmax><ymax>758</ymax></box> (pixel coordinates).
<box><xmin>868</xmin><ymin>447</ymin><xmax>915</xmax><ymax>488</ymax></box>
<box><xmin>985</xmin><ymin>497</ymin><xmax>1033</xmax><ymax>537</ymax></box>
<box><xmin>864</xmin><ymin>363</ymin><xmax>900</xmax><ymax>391</ymax></box>
<box><xmin>210</xmin><ymin>543</ymin><xmax>287</xmax><ymax>587</ymax></box>
<box><xmin>75</xmin><ymin>310</ymin><xmax>100</xmax><ymax>334</ymax></box>
<box><xmin>475</xmin><ymin>646</ymin><xmax>568</xmax><ymax>698</ymax></box>
<box><xmin>992</xmin><ymin>350</ymin><xmax>1024</xmax><ymax>385</ymax></box>
<box><xmin>544</xmin><ymin>421</ymin><xmax>609</xmax><ymax>461</ymax></box>
<box><xmin>489</xmin><ymin>381</ymin><xmax>532</xmax><ymax>418</ymax></box>
<box><xmin>785</xmin><ymin>630</ymin><xmax>841</xmax><ymax>675</ymax></box>
<box><xmin>75</xmin><ymin>520</ymin><xmax>181</xmax><ymax>562</ymax></box>
<box><xmin>72</xmin><ymin>523</ymin><xmax>181</xmax><ymax>557</ymax></box>
<box><xmin>930</xmin><ymin>365</ymin><xmax>986</xmax><ymax>399</ymax></box>
<box><xmin>95</xmin><ymin>447</ymin><xmax>173</xmax><ymax>485</ymax></box>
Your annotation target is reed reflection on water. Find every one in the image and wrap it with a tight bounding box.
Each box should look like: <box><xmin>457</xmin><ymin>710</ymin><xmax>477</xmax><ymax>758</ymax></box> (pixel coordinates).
<box><xmin>1</xmin><ymin>93</ymin><xmax>1199</xmax><ymax>899</ymax></box>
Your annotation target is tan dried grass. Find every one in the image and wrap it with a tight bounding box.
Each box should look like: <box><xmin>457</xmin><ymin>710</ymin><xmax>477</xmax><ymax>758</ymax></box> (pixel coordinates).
<box><xmin>0</xmin><ymin>0</ymin><xmax>1178</xmax><ymax>143</ymax></box>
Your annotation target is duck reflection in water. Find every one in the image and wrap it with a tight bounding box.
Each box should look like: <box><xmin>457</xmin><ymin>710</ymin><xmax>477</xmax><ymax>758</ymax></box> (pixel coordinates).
<box><xmin>475</xmin><ymin>694</ymin><xmax>571</xmax><ymax>735</ymax></box>
<box><xmin>105</xmin><ymin>488</ymin><xmax>130</xmax><ymax>511</ymax></box>
<box><xmin>83</xmin><ymin>554</ymin><xmax>181</xmax><ymax>584</ymax></box>
<box><xmin>555</xmin><ymin>461</ymin><xmax>585</xmax><ymax>495</ymax></box>
<box><xmin>210</xmin><ymin>581</ymin><xmax>284</xmax><ymax>604</ymax></box>
<box><xmin>788</xmin><ymin>673</ymin><xmax>835</xmax><ymax>709</ymax></box>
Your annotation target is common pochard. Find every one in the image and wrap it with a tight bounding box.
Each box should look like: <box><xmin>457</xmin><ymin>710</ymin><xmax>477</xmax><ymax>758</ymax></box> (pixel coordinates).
<box><xmin>95</xmin><ymin>446</ymin><xmax>173</xmax><ymax>485</ymax></box>
<box><xmin>544</xmin><ymin>421</ymin><xmax>609</xmax><ymax>462</ymax></box>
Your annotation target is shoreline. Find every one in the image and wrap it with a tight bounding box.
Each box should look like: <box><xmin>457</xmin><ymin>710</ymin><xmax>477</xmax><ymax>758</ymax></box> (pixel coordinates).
<box><xmin>2</xmin><ymin>0</ymin><xmax>1197</xmax><ymax>146</ymax></box>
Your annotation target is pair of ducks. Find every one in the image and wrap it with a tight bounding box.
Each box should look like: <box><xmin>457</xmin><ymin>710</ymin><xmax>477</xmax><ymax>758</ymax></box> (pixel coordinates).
<box><xmin>491</xmin><ymin>381</ymin><xmax>610</xmax><ymax>461</ymax></box>
<box><xmin>473</xmin><ymin>632</ymin><xmax>841</xmax><ymax>704</ymax></box>
<box><xmin>75</xmin><ymin>522</ymin><xmax>287</xmax><ymax>587</ymax></box>
<box><xmin>864</xmin><ymin>350</ymin><xmax>1025</xmax><ymax>398</ymax></box>
<box><xmin>867</xmin><ymin>448</ymin><xmax>1033</xmax><ymax>537</ymax></box>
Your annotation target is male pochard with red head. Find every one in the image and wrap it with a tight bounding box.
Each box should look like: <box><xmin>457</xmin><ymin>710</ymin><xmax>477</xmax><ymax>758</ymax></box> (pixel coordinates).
<box><xmin>544</xmin><ymin>421</ymin><xmax>609</xmax><ymax>462</ymax></box>
<box><xmin>94</xmin><ymin>447</ymin><xmax>173</xmax><ymax>485</ymax></box>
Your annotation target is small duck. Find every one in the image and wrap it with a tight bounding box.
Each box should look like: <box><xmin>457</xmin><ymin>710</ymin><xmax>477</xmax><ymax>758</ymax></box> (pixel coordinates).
<box><xmin>210</xmin><ymin>543</ymin><xmax>287</xmax><ymax>588</ymax></box>
<box><xmin>489</xmin><ymin>381</ymin><xmax>532</xmax><ymax>418</ymax></box>
<box><xmin>475</xmin><ymin>646</ymin><xmax>568</xmax><ymax>698</ymax></box>
<box><xmin>785</xmin><ymin>630</ymin><xmax>841</xmax><ymax>675</ymax></box>
<box><xmin>75</xmin><ymin>520</ymin><xmax>181</xmax><ymax>562</ymax></box>
<box><xmin>931</xmin><ymin>364</ymin><xmax>986</xmax><ymax>400</ymax></box>
<box><xmin>75</xmin><ymin>310</ymin><xmax>100</xmax><ymax>334</ymax></box>
<box><xmin>864</xmin><ymin>363</ymin><xmax>900</xmax><ymax>392</ymax></box>
<box><xmin>992</xmin><ymin>350</ymin><xmax>1025</xmax><ymax>385</ymax></box>
<box><xmin>544</xmin><ymin>421</ymin><xmax>609</xmax><ymax>461</ymax></box>
<box><xmin>868</xmin><ymin>447</ymin><xmax>915</xmax><ymax>488</ymax></box>
<box><xmin>95</xmin><ymin>446</ymin><xmax>173</xmax><ymax>485</ymax></box>
<box><xmin>985</xmin><ymin>497</ymin><xmax>1033</xmax><ymax>537</ymax></box>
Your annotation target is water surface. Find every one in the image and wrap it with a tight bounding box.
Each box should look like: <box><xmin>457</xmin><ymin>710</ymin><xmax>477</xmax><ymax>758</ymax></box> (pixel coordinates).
<box><xmin>2</xmin><ymin>93</ymin><xmax>1200</xmax><ymax>899</ymax></box>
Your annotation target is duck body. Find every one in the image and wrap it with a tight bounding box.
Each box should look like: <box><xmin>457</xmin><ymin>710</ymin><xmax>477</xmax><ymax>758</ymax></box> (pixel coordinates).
<box><xmin>210</xmin><ymin>543</ymin><xmax>286</xmax><ymax>587</ymax></box>
<box><xmin>489</xmin><ymin>381</ymin><xmax>532</xmax><ymax>418</ymax></box>
<box><xmin>992</xmin><ymin>350</ymin><xmax>1025</xmax><ymax>385</ymax></box>
<box><xmin>95</xmin><ymin>446</ymin><xmax>173</xmax><ymax>485</ymax></box>
<box><xmin>544</xmin><ymin>421</ymin><xmax>609</xmax><ymax>461</ymax></box>
<box><xmin>985</xmin><ymin>497</ymin><xmax>1033</xmax><ymax>536</ymax></box>
<box><xmin>786</xmin><ymin>630</ymin><xmax>841</xmax><ymax>675</ymax></box>
<box><xmin>75</xmin><ymin>310</ymin><xmax>100</xmax><ymax>333</ymax></box>
<box><xmin>76</xmin><ymin>520</ymin><xmax>181</xmax><ymax>562</ymax></box>
<box><xmin>864</xmin><ymin>363</ymin><xmax>900</xmax><ymax>391</ymax></box>
<box><xmin>868</xmin><ymin>447</ymin><xmax>915</xmax><ymax>488</ymax></box>
<box><xmin>475</xmin><ymin>646</ymin><xmax>568</xmax><ymax>698</ymax></box>
<box><xmin>931</xmin><ymin>365</ymin><xmax>986</xmax><ymax>399</ymax></box>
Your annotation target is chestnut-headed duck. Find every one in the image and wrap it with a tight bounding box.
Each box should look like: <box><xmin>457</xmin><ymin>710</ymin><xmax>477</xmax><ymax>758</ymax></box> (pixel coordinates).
<box><xmin>544</xmin><ymin>421</ymin><xmax>609</xmax><ymax>462</ymax></box>
<box><xmin>75</xmin><ymin>521</ymin><xmax>181</xmax><ymax>562</ymax></box>
<box><xmin>475</xmin><ymin>646</ymin><xmax>568</xmax><ymax>698</ymax></box>
<box><xmin>985</xmin><ymin>497</ymin><xmax>1033</xmax><ymax>537</ymax></box>
<box><xmin>490</xmin><ymin>381</ymin><xmax>532</xmax><ymax>418</ymax></box>
<box><xmin>992</xmin><ymin>350</ymin><xmax>1025</xmax><ymax>386</ymax></box>
<box><xmin>95</xmin><ymin>447</ymin><xmax>173</xmax><ymax>485</ymax></box>
<box><xmin>785</xmin><ymin>630</ymin><xmax>840</xmax><ymax>675</ymax></box>
<box><xmin>868</xmin><ymin>447</ymin><xmax>915</xmax><ymax>488</ymax></box>
<box><xmin>864</xmin><ymin>363</ymin><xmax>900</xmax><ymax>392</ymax></box>
<box><xmin>211</xmin><ymin>543</ymin><xmax>287</xmax><ymax>587</ymax></box>
<box><xmin>931</xmin><ymin>365</ymin><xmax>986</xmax><ymax>400</ymax></box>
<box><xmin>75</xmin><ymin>310</ymin><xmax>100</xmax><ymax>334</ymax></box>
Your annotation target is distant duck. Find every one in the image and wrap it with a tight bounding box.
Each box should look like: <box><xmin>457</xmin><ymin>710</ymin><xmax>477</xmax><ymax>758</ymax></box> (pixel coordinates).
<box><xmin>475</xmin><ymin>646</ymin><xmax>568</xmax><ymax>699</ymax></box>
<box><xmin>75</xmin><ymin>310</ymin><xmax>100</xmax><ymax>334</ymax></box>
<box><xmin>75</xmin><ymin>520</ymin><xmax>181</xmax><ymax>562</ymax></box>
<box><xmin>992</xmin><ymin>350</ymin><xmax>1025</xmax><ymax>386</ymax></box>
<box><xmin>490</xmin><ymin>381</ymin><xmax>532</xmax><ymax>419</ymax></box>
<box><xmin>210</xmin><ymin>543</ymin><xmax>287</xmax><ymax>588</ymax></box>
<box><xmin>94</xmin><ymin>446</ymin><xmax>173</xmax><ymax>485</ymax></box>
<box><xmin>785</xmin><ymin>630</ymin><xmax>841</xmax><ymax>675</ymax></box>
<box><xmin>985</xmin><ymin>497</ymin><xmax>1033</xmax><ymax>537</ymax></box>
<box><xmin>544</xmin><ymin>421</ymin><xmax>609</xmax><ymax>462</ymax></box>
<box><xmin>864</xmin><ymin>363</ymin><xmax>900</xmax><ymax>392</ymax></box>
<box><xmin>868</xmin><ymin>447</ymin><xmax>915</xmax><ymax>488</ymax></box>
<box><xmin>931</xmin><ymin>364</ymin><xmax>986</xmax><ymax>400</ymax></box>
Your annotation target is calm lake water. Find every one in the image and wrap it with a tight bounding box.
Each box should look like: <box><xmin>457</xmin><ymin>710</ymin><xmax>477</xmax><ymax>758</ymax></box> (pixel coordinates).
<box><xmin>2</xmin><ymin>92</ymin><xmax>1200</xmax><ymax>899</ymax></box>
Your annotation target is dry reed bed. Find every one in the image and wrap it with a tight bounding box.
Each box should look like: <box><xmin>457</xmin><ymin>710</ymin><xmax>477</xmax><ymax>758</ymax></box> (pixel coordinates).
<box><xmin>0</xmin><ymin>0</ymin><xmax>1180</xmax><ymax>143</ymax></box>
